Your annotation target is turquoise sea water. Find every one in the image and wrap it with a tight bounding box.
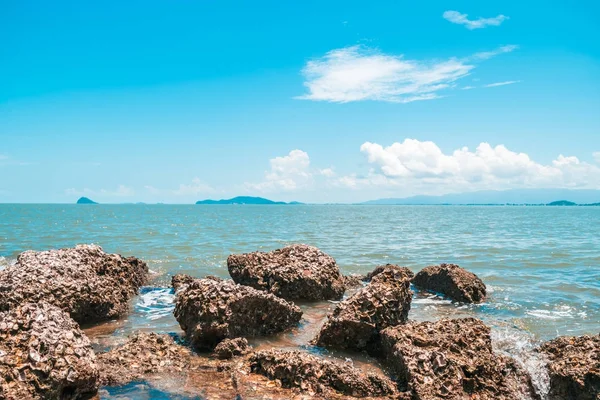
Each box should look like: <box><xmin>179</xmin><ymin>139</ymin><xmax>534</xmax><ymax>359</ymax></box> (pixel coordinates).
<box><xmin>1</xmin><ymin>204</ymin><xmax>599</xmax><ymax>397</ymax></box>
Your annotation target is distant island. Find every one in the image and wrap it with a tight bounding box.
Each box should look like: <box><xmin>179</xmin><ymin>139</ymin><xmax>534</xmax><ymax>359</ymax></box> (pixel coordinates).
<box><xmin>547</xmin><ymin>200</ymin><xmax>577</xmax><ymax>206</ymax></box>
<box><xmin>196</xmin><ymin>196</ymin><xmax>302</xmax><ymax>205</ymax></box>
<box><xmin>76</xmin><ymin>197</ymin><xmax>98</xmax><ymax>204</ymax></box>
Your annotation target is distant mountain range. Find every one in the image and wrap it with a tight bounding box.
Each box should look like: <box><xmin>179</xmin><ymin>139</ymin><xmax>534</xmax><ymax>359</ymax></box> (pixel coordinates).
<box><xmin>196</xmin><ymin>196</ymin><xmax>302</xmax><ymax>205</ymax></box>
<box><xmin>361</xmin><ymin>189</ymin><xmax>600</xmax><ymax>205</ymax></box>
<box><xmin>76</xmin><ymin>197</ymin><xmax>98</xmax><ymax>204</ymax></box>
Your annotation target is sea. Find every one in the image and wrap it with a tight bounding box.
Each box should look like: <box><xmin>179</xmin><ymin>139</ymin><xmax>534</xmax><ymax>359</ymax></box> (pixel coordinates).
<box><xmin>1</xmin><ymin>204</ymin><xmax>599</xmax><ymax>399</ymax></box>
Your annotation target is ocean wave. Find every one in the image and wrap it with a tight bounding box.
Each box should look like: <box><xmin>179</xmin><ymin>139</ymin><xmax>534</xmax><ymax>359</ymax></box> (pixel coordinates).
<box><xmin>526</xmin><ymin>305</ymin><xmax>578</xmax><ymax>320</ymax></box>
<box><xmin>135</xmin><ymin>287</ymin><xmax>175</xmax><ymax>321</ymax></box>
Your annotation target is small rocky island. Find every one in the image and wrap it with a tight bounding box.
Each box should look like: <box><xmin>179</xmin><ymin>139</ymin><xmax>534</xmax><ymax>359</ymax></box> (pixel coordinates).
<box><xmin>0</xmin><ymin>244</ymin><xmax>598</xmax><ymax>399</ymax></box>
<box><xmin>76</xmin><ymin>196</ymin><xmax>98</xmax><ymax>204</ymax></box>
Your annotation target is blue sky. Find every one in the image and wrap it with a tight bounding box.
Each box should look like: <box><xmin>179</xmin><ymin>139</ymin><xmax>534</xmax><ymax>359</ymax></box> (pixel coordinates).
<box><xmin>1</xmin><ymin>0</ymin><xmax>599</xmax><ymax>203</ymax></box>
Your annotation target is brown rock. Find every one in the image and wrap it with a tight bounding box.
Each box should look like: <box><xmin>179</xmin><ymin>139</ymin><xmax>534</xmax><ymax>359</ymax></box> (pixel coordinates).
<box><xmin>0</xmin><ymin>302</ymin><xmax>99</xmax><ymax>400</ymax></box>
<box><xmin>227</xmin><ymin>244</ymin><xmax>345</xmax><ymax>301</ymax></box>
<box><xmin>363</xmin><ymin>264</ymin><xmax>414</xmax><ymax>282</ymax></box>
<box><xmin>343</xmin><ymin>274</ymin><xmax>365</xmax><ymax>289</ymax></box>
<box><xmin>540</xmin><ymin>334</ymin><xmax>600</xmax><ymax>400</ymax></box>
<box><xmin>212</xmin><ymin>338</ymin><xmax>251</xmax><ymax>360</ymax></box>
<box><xmin>380</xmin><ymin>318</ymin><xmax>540</xmax><ymax>400</ymax></box>
<box><xmin>0</xmin><ymin>244</ymin><xmax>148</xmax><ymax>324</ymax></box>
<box><xmin>314</xmin><ymin>269</ymin><xmax>412</xmax><ymax>353</ymax></box>
<box><xmin>174</xmin><ymin>278</ymin><xmax>302</xmax><ymax>350</ymax></box>
<box><xmin>97</xmin><ymin>332</ymin><xmax>192</xmax><ymax>386</ymax></box>
<box><xmin>412</xmin><ymin>263</ymin><xmax>486</xmax><ymax>303</ymax></box>
<box><xmin>171</xmin><ymin>273</ymin><xmax>197</xmax><ymax>291</ymax></box>
<box><xmin>250</xmin><ymin>350</ymin><xmax>398</xmax><ymax>397</ymax></box>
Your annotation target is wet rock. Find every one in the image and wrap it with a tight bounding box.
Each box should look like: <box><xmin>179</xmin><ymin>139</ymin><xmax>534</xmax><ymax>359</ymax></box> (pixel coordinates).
<box><xmin>0</xmin><ymin>244</ymin><xmax>148</xmax><ymax>324</ymax></box>
<box><xmin>250</xmin><ymin>349</ymin><xmax>398</xmax><ymax>397</ymax></box>
<box><xmin>412</xmin><ymin>263</ymin><xmax>486</xmax><ymax>303</ymax></box>
<box><xmin>343</xmin><ymin>274</ymin><xmax>365</xmax><ymax>289</ymax></box>
<box><xmin>174</xmin><ymin>278</ymin><xmax>302</xmax><ymax>350</ymax></box>
<box><xmin>0</xmin><ymin>302</ymin><xmax>99</xmax><ymax>400</ymax></box>
<box><xmin>540</xmin><ymin>334</ymin><xmax>599</xmax><ymax>400</ymax></box>
<box><xmin>314</xmin><ymin>269</ymin><xmax>412</xmax><ymax>353</ymax></box>
<box><xmin>380</xmin><ymin>318</ymin><xmax>539</xmax><ymax>400</ymax></box>
<box><xmin>97</xmin><ymin>332</ymin><xmax>192</xmax><ymax>386</ymax></box>
<box><xmin>227</xmin><ymin>244</ymin><xmax>345</xmax><ymax>301</ymax></box>
<box><xmin>363</xmin><ymin>264</ymin><xmax>414</xmax><ymax>282</ymax></box>
<box><xmin>213</xmin><ymin>338</ymin><xmax>250</xmax><ymax>360</ymax></box>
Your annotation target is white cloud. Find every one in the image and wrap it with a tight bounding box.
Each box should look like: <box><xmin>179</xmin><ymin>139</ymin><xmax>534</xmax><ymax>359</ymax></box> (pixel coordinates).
<box><xmin>485</xmin><ymin>80</ymin><xmax>520</xmax><ymax>88</ymax></box>
<box><xmin>319</xmin><ymin>168</ymin><xmax>336</xmax><ymax>177</ymax></box>
<box><xmin>65</xmin><ymin>185</ymin><xmax>135</xmax><ymax>197</ymax></box>
<box><xmin>461</xmin><ymin>86</ymin><xmax>476</xmax><ymax>90</ymax></box>
<box><xmin>443</xmin><ymin>10</ymin><xmax>508</xmax><ymax>30</ymax></box>
<box><xmin>246</xmin><ymin>150</ymin><xmax>313</xmax><ymax>192</ymax></box>
<box><xmin>469</xmin><ymin>45</ymin><xmax>518</xmax><ymax>61</ymax></box>
<box><xmin>172</xmin><ymin>178</ymin><xmax>214</xmax><ymax>196</ymax></box>
<box><xmin>337</xmin><ymin>139</ymin><xmax>600</xmax><ymax>193</ymax></box>
<box><xmin>297</xmin><ymin>45</ymin><xmax>517</xmax><ymax>103</ymax></box>
<box><xmin>594</xmin><ymin>152</ymin><xmax>600</xmax><ymax>164</ymax></box>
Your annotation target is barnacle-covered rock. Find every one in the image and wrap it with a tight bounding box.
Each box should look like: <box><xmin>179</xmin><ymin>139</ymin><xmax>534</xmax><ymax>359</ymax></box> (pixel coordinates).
<box><xmin>212</xmin><ymin>337</ymin><xmax>251</xmax><ymax>360</ymax></box>
<box><xmin>380</xmin><ymin>318</ymin><xmax>539</xmax><ymax>400</ymax></box>
<box><xmin>174</xmin><ymin>278</ymin><xmax>302</xmax><ymax>350</ymax></box>
<box><xmin>0</xmin><ymin>302</ymin><xmax>99</xmax><ymax>400</ymax></box>
<box><xmin>0</xmin><ymin>244</ymin><xmax>148</xmax><ymax>324</ymax></box>
<box><xmin>227</xmin><ymin>244</ymin><xmax>345</xmax><ymax>301</ymax></box>
<box><xmin>314</xmin><ymin>269</ymin><xmax>412</xmax><ymax>353</ymax></box>
<box><xmin>363</xmin><ymin>264</ymin><xmax>414</xmax><ymax>282</ymax></box>
<box><xmin>250</xmin><ymin>350</ymin><xmax>398</xmax><ymax>397</ymax></box>
<box><xmin>412</xmin><ymin>263</ymin><xmax>486</xmax><ymax>303</ymax></box>
<box><xmin>540</xmin><ymin>334</ymin><xmax>600</xmax><ymax>400</ymax></box>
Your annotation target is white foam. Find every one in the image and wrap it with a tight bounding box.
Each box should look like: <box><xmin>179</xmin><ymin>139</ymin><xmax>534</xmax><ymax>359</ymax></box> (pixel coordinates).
<box><xmin>526</xmin><ymin>305</ymin><xmax>576</xmax><ymax>320</ymax></box>
<box><xmin>136</xmin><ymin>288</ymin><xmax>175</xmax><ymax>321</ymax></box>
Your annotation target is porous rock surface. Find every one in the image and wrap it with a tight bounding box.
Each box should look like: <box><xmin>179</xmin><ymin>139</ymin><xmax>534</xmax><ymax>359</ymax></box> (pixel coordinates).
<box><xmin>97</xmin><ymin>332</ymin><xmax>192</xmax><ymax>386</ymax></box>
<box><xmin>363</xmin><ymin>264</ymin><xmax>414</xmax><ymax>282</ymax></box>
<box><xmin>212</xmin><ymin>337</ymin><xmax>251</xmax><ymax>360</ymax></box>
<box><xmin>250</xmin><ymin>350</ymin><xmax>398</xmax><ymax>398</ymax></box>
<box><xmin>412</xmin><ymin>263</ymin><xmax>486</xmax><ymax>303</ymax></box>
<box><xmin>0</xmin><ymin>302</ymin><xmax>99</xmax><ymax>400</ymax></box>
<box><xmin>227</xmin><ymin>244</ymin><xmax>345</xmax><ymax>301</ymax></box>
<box><xmin>174</xmin><ymin>278</ymin><xmax>302</xmax><ymax>350</ymax></box>
<box><xmin>0</xmin><ymin>244</ymin><xmax>148</xmax><ymax>324</ymax></box>
<box><xmin>314</xmin><ymin>269</ymin><xmax>412</xmax><ymax>353</ymax></box>
<box><xmin>380</xmin><ymin>318</ymin><xmax>539</xmax><ymax>400</ymax></box>
<box><xmin>540</xmin><ymin>334</ymin><xmax>599</xmax><ymax>400</ymax></box>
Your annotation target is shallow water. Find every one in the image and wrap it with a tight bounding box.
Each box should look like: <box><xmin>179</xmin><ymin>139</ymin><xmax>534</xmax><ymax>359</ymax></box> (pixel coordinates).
<box><xmin>1</xmin><ymin>204</ymin><xmax>599</xmax><ymax>398</ymax></box>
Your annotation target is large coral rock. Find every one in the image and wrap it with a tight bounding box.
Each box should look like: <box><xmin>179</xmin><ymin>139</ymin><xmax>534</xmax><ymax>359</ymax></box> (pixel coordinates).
<box><xmin>314</xmin><ymin>269</ymin><xmax>412</xmax><ymax>353</ymax></box>
<box><xmin>227</xmin><ymin>244</ymin><xmax>345</xmax><ymax>301</ymax></box>
<box><xmin>212</xmin><ymin>337</ymin><xmax>251</xmax><ymax>360</ymax></box>
<box><xmin>380</xmin><ymin>318</ymin><xmax>539</xmax><ymax>400</ymax></box>
<box><xmin>540</xmin><ymin>334</ymin><xmax>600</xmax><ymax>400</ymax></box>
<box><xmin>250</xmin><ymin>350</ymin><xmax>398</xmax><ymax>398</ymax></box>
<box><xmin>98</xmin><ymin>332</ymin><xmax>192</xmax><ymax>386</ymax></box>
<box><xmin>363</xmin><ymin>264</ymin><xmax>414</xmax><ymax>282</ymax></box>
<box><xmin>412</xmin><ymin>263</ymin><xmax>486</xmax><ymax>303</ymax></box>
<box><xmin>0</xmin><ymin>302</ymin><xmax>99</xmax><ymax>400</ymax></box>
<box><xmin>0</xmin><ymin>244</ymin><xmax>148</xmax><ymax>324</ymax></box>
<box><xmin>174</xmin><ymin>278</ymin><xmax>302</xmax><ymax>350</ymax></box>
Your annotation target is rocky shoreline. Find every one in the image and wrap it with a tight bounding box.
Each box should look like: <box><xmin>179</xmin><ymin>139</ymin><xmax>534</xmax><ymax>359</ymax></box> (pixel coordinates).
<box><xmin>0</xmin><ymin>244</ymin><xmax>598</xmax><ymax>399</ymax></box>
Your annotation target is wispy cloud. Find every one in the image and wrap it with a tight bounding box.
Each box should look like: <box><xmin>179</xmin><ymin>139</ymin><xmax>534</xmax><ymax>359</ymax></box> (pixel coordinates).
<box><xmin>443</xmin><ymin>10</ymin><xmax>509</xmax><ymax>30</ymax></box>
<box><xmin>297</xmin><ymin>45</ymin><xmax>518</xmax><ymax>103</ymax></box>
<box><xmin>172</xmin><ymin>178</ymin><xmax>214</xmax><ymax>196</ymax></box>
<box><xmin>65</xmin><ymin>185</ymin><xmax>135</xmax><ymax>197</ymax></box>
<box><xmin>484</xmin><ymin>80</ymin><xmax>521</xmax><ymax>87</ymax></box>
<box><xmin>594</xmin><ymin>152</ymin><xmax>600</xmax><ymax>164</ymax></box>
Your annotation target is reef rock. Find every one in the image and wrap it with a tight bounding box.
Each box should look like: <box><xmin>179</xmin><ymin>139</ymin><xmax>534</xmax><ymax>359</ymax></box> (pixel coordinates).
<box><xmin>212</xmin><ymin>337</ymin><xmax>251</xmax><ymax>360</ymax></box>
<box><xmin>363</xmin><ymin>264</ymin><xmax>414</xmax><ymax>282</ymax></box>
<box><xmin>540</xmin><ymin>334</ymin><xmax>600</xmax><ymax>400</ymax></box>
<box><xmin>0</xmin><ymin>244</ymin><xmax>148</xmax><ymax>324</ymax></box>
<box><xmin>227</xmin><ymin>244</ymin><xmax>345</xmax><ymax>301</ymax></box>
<box><xmin>0</xmin><ymin>302</ymin><xmax>99</xmax><ymax>400</ymax></box>
<box><xmin>412</xmin><ymin>263</ymin><xmax>486</xmax><ymax>303</ymax></box>
<box><xmin>380</xmin><ymin>318</ymin><xmax>539</xmax><ymax>400</ymax></box>
<box><xmin>314</xmin><ymin>269</ymin><xmax>412</xmax><ymax>353</ymax></box>
<box><xmin>174</xmin><ymin>278</ymin><xmax>302</xmax><ymax>350</ymax></box>
<box><xmin>250</xmin><ymin>350</ymin><xmax>398</xmax><ymax>398</ymax></box>
<box><xmin>98</xmin><ymin>332</ymin><xmax>192</xmax><ymax>386</ymax></box>
<box><xmin>343</xmin><ymin>274</ymin><xmax>364</xmax><ymax>290</ymax></box>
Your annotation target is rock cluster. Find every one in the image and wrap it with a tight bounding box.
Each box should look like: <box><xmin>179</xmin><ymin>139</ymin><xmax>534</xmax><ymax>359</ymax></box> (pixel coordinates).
<box><xmin>250</xmin><ymin>350</ymin><xmax>398</xmax><ymax>397</ymax></box>
<box><xmin>0</xmin><ymin>244</ymin><xmax>148</xmax><ymax>324</ymax></box>
<box><xmin>380</xmin><ymin>318</ymin><xmax>539</xmax><ymax>400</ymax></box>
<box><xmin>174</xmin><ymin>278</ymin><xmax>302</xmax><ymax>350</ymax></box>
<box><xmin>412</xmin><ymin>263</ymin><xmax>486</xmax><ymax>303</ymax></box>
<box><xmin>0</xmin><ymin>302</ymin><xmax>99</xmax><ymax>400</ymax></box>
<box><xmin>97</xmin><ymin>332</ymin><xmax>193</xmax><ymax>386</ymax></box>
<box><xmin>212</xmin><ymin>337</ymin><xmax>251</xmax><ymax>360</ymax></box>
<box><xmin>314</xmin><ymin>269</ymin><xmax>412</xmax><ymax>353</ymax></box>
<box><xmin>227</xmin><ymin>244</ymin><xmax>345</xmax><ymax>301</ymax></box>
<box><xmin>540</xmin><ymin>334</ymin><xmax>600</xmax><ymax>400</ymax></box>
